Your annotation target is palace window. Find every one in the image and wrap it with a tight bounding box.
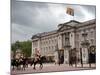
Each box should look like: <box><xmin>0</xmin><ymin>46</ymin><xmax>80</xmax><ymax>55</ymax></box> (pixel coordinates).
<box><xmin>90</xmin><ymin>31</ymin><xmax>94</xmax><ymax>38</ymax></box>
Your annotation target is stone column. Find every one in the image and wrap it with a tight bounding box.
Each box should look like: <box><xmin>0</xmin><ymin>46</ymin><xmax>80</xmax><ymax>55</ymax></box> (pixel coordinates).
<box><xmin>62</xmin><ymin>33</ymin><xmax>65</xmax><ymax>48</ymax></box>
<box><xmin>81</xmin><ymin>32</ymin><xmax>90</xmax><ymax>64</ymax></box>
<box><xmin>70</xmin><ymin>32</ymin><xmax>75</xmax><ymax>49</ymax></box>
<box><xmin>63</xmin><ymin>33</ymin><xmax>71</xmax><ymax>64</ymax></box>
<box><xmin>63</xmin><ymin>33</ymin><xmax>69</xmax><ymax>64</ymax></box>
<box><xmin>58</xmin><ymin>34</ymin><xmax>62</xmax><ymax>49</ymax></box>
<box><xmin>54</xmin><ymin>51</ymin><xmax>59</xmax><ymax>64</ymax></box>
<box><xmin>82</xmin><ymin>48</ymin><xmax>89</xmax><ymax>63</ymax></box>
<box><xmin>64</xmin><ymin>48</ymin><xmax>69</xmax><ymax>64</ymax></box>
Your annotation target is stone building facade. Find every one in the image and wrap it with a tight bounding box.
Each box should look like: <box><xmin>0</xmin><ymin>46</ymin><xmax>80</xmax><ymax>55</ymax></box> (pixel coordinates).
<box><xmin>31</xmin><ymin>19</ymin><xmax>96</xmax><ymax>64</ymax></box>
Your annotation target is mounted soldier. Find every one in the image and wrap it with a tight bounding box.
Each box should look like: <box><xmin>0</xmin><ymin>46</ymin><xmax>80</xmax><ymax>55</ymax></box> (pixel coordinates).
<box><xmin>34</xmin><ymin>48</ymin><xmax>41</xmax><ymax>62</ymax></box>
<box><xmin>30</xmin><ymin>48</ymin><xmax>44</xmax><ymax>70</ymax></box>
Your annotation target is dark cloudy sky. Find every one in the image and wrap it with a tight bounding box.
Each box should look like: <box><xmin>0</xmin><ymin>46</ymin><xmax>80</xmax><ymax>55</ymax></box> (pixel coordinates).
<box><xmin>11</xmin><ymin>0</ymin><xmax>96</xmax><ymax>43</ymax></box>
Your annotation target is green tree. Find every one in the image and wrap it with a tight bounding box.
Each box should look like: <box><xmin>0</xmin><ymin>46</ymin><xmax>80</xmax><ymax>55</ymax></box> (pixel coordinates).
<box><xmin>11</xmin><ymin>40</ymin><xmax>32</xmax><ymax>57</ymax></box>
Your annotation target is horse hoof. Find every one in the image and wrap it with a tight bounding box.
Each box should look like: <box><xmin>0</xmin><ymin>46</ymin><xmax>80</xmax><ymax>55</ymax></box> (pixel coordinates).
<box><xmin>33</xmin><ymin>68</ymin><xmax>36</xmax><ymax>70</ymax></box>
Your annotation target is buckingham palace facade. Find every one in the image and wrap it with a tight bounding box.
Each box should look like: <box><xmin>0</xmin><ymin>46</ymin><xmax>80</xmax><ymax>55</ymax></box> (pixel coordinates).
<box><xmin>31</xmin><ymin>19</ymin><xmax>96</xmax><ymax>64</ymax></box>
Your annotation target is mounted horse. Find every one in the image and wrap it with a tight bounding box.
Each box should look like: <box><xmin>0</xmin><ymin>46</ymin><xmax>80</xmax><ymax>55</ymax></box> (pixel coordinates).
<box><xmin>30</xmin><ymin>55</ymin><xmax>44</xmax><ymax>70</ymax></box>
<box><xmin>11</xmin><ymin>57</ymin><xmax>28</xmax><ymax>70</ymax></box>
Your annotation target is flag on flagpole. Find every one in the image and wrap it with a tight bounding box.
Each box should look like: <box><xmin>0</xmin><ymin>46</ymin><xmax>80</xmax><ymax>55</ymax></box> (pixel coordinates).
<box><xmin>66</xmin><ymin>7</ymin><xmax>74</xmax><ymax>16</ymax></box>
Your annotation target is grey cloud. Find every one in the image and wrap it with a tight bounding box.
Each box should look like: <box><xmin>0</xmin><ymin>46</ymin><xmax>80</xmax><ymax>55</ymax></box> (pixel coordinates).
<box><xmin>11</xmin><ymin>0</ymin><xmax>96</xmax><ymax>43</ymax></box>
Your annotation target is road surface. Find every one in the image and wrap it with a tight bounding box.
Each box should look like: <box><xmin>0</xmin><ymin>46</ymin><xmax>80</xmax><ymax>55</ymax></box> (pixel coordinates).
<box><xmin>11</xmin><ymin>63</ymin><xmax>96</xmax><ymax>75</ymax></box>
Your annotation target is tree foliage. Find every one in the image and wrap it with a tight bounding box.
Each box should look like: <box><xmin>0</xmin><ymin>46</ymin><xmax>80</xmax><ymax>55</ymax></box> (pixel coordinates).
<box><xmin>11</xmin><ymin>40</ymin><xmax>32</xmax><ymax>57</ymax></box>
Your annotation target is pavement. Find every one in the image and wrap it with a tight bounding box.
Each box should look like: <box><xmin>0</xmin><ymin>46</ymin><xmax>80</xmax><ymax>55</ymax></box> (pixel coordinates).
<box><xmin>11</xmin><ymin>63</ymin><xmax>96</xmax><ymax>75</ymax></box>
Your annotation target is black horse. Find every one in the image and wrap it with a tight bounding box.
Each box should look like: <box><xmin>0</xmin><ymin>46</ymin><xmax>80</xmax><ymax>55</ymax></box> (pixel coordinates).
<box><xmin>11</xmin><ymin>58</ymin><xmax>21</xmax><ymax>70</ymax></box>
<box><xmin>30</xmin><ymin>56</ymin><xmax>45</xmax><ymax>70</ymax></box>
<box><xmin>11</xmin><ymin>56</ymin><xmax>46</xmax><ymax>70</ymax></box>
<box><xmin>11</xmin><ymin>58</ymin><xmax>28</xmax><ymax>70</ymax></box>
<box><xmin>11</xmin><ymin>58</ymin><xmax>17</xmax><ymax>70</ymax></box>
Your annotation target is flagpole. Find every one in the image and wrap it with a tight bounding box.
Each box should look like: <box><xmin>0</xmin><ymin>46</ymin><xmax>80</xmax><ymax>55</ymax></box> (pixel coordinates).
<box><xmin>72</xmin><ymin>9</ymin><xmax>74</xmax><ymax>22</ymax></box>
<box><xmin>73</xmin><ymin>9</ymin><xmax>74</xmax><ymax>21</ymax></box>
<box><xmin>73</xmin><ymin>16</ymin><xmax>74</xmax><ymax>21</ymax></box>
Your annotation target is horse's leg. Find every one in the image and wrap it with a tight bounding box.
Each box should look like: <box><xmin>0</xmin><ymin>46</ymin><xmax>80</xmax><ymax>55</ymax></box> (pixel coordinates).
<box><xmin>39</xmin><ymin>64</ymin><xmax>42</xmax><ymax>69</ymax></box>
<box><xmin>21</xmin><ymin>65</ymin><xmax>23</xmax><ymax>70</ymax></box>
<box><xmin>39</xmin><ymin>61</ymin><xmax>43</xmax><ymax>69</ymax></box>
<box><xmin>17</xmin><ymin>64</ymin><xmax>20</xmax><ymax>70</ymax></box>
<box><xmin>12</xmin><ymin>65</ymin><xmax>14</xmax><ymax>70</ymax></box>
<box><xmin>26</xmin><ymin>63</ymin><xmax>28</xmax><ymax>68</ymax></box>
<box><xmin>17</xmin><ymin>64</ymin><xmax>19</xmax><ymax>70</ymax></box>
<box><xmin>23</xmin><ymin>64</ymin><xmax>25</xmax><ymax>70</ymax></box>
<box><xmin>19</xmin><ymin>65</ymin><xmax>21</xmax><ymax>70</ymax></box>
<box><xmin>42</xmin><ymin>64</ymin><xmax>43</xmax><ymax>68</ymax></box>
<box><xmin>33</xmin><ymin>63</ymin><xmax>36</xmax><ymax>70</ymax></box>
<box><xmin>22</xmin><ymin>64</ymin><xmax>25</xmax><ymax>70</ymax></box>
<box><xmin>71</xmin><ymin>61</ymin><xmax>73</xmax><ymax>66</ymax></box>
<box><xmin>41</xmin><ymin>63</ymin><xmax>43</xmax><ymax>69</ymax></box>
<box><xmin>19</xmin><ymin>64</ymin><xmax>21</xmax><ymax>70</ymax></box>
<box><xmin>41</xmin><ymin>64</ymin><xmax>43</xmax><ymax>69</ymax></box>
<box><xmin>19</xmin><ymin>64</ymin><xmax>22</xmax><ymax>70</ymax></box>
